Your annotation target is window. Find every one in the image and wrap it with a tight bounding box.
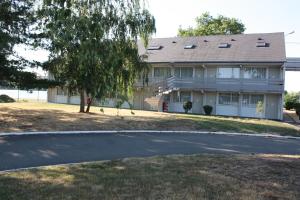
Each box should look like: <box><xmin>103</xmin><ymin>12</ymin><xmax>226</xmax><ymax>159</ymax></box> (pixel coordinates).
<box><xmin>173</xmin><ymin>91</ymin><xmax>191</xmax><ymax>102</ymax></box>
<box><xmin>173</xmin><ymin>92</ymin><xmax>180</xmax><ymax>102</ymax></box>
<box><xmin>242</xmin><ymin>94</ymin><xmax>264</xmax><ymax>107</ymax></box>
<box><xmin>218</xmin><ymin>67</ymin><xmax>240</xmax><ymax>78</ymax></box>
<box><xmin>256</xmin><ymin>42</ymin><xmax>267</xmax><ymax>47</ymax></box>
<box><xmin>184</xmin><ymin>44</ymin><xmax>196</xmax><ymax>49</ymax></box>
<box><xmin>57</xmin><ymin>87</ymin><xmax>68</xmax><ymax>95</ymax></box>
<box><xmin>70</xmin><ymin>89</ymin><xmax>79</xmax><ymax>96</ymax></box>
<box><xmin>174</xmin><ymin>68</ymin><xmax>180</xmax><ymax>78</ymax></box>
<box><xmin>251</xmin><ymin>95</ymin><xmax>264</xmax><ymax>105</ymax></box>
<box><xmin>218</xmin><ymin>43</ymin><xmax>230</xmax><ymax>48</ymax></box>
<box><xmin>219</xmin><ymin>93</ymin><xmax>239</xmax><ymax>105</ymax></box>
<box><xmin>153</xmin><ymin>67</ymin><xmax>171</xmax><ymax>78</ymax></box>
<box><xmin>174</xmin><ymin>67</ymin><xmax>193</xmax><ymax>78</ymax></box>
<box><xmin>181</xmin><ymin>68</ymin><xmax>193</xmax><ymax>78</ymax></box>
<box><xmin>180</xmin><ymin>91</ymin><xmax>191</xmax><ymax>102</ymax></box>
<box><xmin>147</xmin><ymin>45</ymin><xmax>162</xmax><ymax>50</ymax></box>
<box><xmin>244</xmin><ymin>67</ymin><xmax>266</xmax><ymax>79</ymax></box>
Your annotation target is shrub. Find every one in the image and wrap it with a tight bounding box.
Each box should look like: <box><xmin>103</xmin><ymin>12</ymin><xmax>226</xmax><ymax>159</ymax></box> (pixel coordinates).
<box><xmin>256</xmin><ymin>101</ymin><xmax>264</xmax><ymax>119</ymax></box>
<box><xmin>285</xmin><ymin>101</ymin><xmax>296</xmax><ymax>110</ymax></box>
<box><xmin>0</xmin><ymin>94</ymin><xmax>15</xmax><ymax>103</ymax></box>
<box><xmin>203</xmin><ymin>105</ymin><xmax>213</xmax><ymax>115</ymax></box>
<box><xmin>183</xmin><ymin>101</ymin><xmax>192</xmax><ymax>113</ymax></box>
<box><xmin>284</xmin><ymin>92</ymin><xmax>299</xmax><ymax>110</ymax></box>
<box><xmin>295</xmin><ymin>103</ymin><xmax>300</xmax><ymax>120</ymax></box>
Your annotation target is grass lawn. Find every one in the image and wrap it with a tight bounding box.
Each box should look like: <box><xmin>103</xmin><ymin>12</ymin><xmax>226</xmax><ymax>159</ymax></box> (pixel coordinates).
<box><xmin>0</xmin><ymin>102</ymin><xmax>299</xmax><ymax>136</ymax></box>
<box><xmin>0</xmin><ymin>154</ymin><xmax>299</xmax><ymax>200</ymax></box>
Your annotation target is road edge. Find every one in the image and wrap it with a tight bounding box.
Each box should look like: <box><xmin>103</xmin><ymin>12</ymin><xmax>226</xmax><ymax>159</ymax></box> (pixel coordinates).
<box><xmin>0</xmin><ymin>130</ymin><xmax>299</xmax><ymax>140</ymax></box>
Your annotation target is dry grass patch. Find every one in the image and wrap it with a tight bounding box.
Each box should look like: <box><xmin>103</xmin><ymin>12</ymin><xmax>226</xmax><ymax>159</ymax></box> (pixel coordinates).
<box><xmin>0</xmin><ymin>154</ymin><xmax>299</xmax><ymax>200</ymax></box>
<box><xmin>0</xmin><ymin>102</ymin><xmax>299</xmax><ymax>136</ymax></box>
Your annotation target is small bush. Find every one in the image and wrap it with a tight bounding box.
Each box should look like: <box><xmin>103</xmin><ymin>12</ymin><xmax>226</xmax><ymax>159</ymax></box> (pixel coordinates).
<box><xmin>203</xmin><ymin>105</ymin><xmax>213</xmax><ymax>115</ymax></box>
<box><xmin>284</xmin><ymin>92</ymin><xmax>299</xmax><ymax>110</ymax></box>
<box><xmin>0</xmin><ymin>94</ymin><xmax>15</xmax><ymax>103</ymax></box>
<box><xmin>183</xmin><ymin>101</ymin><xmax>192</xmax><ymax>113</ymax></box>
<box><xmin>285</xmin><ymin>101</ymin><xmax>296</xmax><ymax>110</ymax></box>
<box><xmin>295</xmin><ymin>103</ymin><xmax>300</xmax><ymax>120</ymax></box>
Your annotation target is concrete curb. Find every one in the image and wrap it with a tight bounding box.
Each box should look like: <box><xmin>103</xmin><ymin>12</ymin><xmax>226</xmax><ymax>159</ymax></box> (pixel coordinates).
<box><xmin>0</xmin><ymin>130</ymin><xmax>299</xmax><ymax>140</ymax></box>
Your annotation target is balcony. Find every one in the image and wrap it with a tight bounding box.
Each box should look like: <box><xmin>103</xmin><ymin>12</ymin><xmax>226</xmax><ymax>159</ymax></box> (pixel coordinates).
<box><xmin>134</xmin><ymin>77</ymin><xmax>167</xmax><ymax>88</ymax></box>
<box><xmin>167</xmin><ymin>77</ymin><xmax>284</xmax><ymax>93</ymax></box>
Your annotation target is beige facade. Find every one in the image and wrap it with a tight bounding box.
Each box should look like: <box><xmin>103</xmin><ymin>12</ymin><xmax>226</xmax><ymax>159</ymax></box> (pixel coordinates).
<box><xmin>48</xmin><ymin>33</ymin><xmax>287</xmax><ymax>120</ymax></box>
<box><xmin>48</xmin><ymin>63</ymin><xmax>284</xmax><ymax>120</ymax></box>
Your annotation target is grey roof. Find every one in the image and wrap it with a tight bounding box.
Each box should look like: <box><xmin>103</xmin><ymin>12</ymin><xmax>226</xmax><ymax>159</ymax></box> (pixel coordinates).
<box><xmin>138</xmin><ymin>32</ymin><xmax>286</xmax><ymax>63</ymax></box>
<box><xmin>285</xmin><ymin>57</ymin><xmax>300</xmax><ymax>71</ymax></box>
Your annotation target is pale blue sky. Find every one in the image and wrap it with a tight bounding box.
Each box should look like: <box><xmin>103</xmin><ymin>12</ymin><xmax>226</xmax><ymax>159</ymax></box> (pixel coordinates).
<box><xmin>22</xmin><ymin>0</ymin><xmax>300</xmax><ymax>91</ymax></box>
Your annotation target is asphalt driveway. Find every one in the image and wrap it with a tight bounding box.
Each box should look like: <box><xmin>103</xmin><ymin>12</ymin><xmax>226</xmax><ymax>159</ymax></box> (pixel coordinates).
<box><xmin>0</xmin><ymin>132</ymin><xmax>300</xmax><ymax>171</ymax></box>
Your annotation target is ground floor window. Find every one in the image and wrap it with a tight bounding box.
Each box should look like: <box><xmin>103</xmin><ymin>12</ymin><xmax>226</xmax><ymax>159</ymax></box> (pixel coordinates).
<box><xmin>218</xmin><ymin>93</ymin><xmax>239</xmax><ymax>105</ymax></box>
<box><xmin>242</xmin><ymin>94</ymin><xmax>264</xmax><ymax>107</ymax></box>
<box><xmin>173</xmin><ymin>91</ymin><xmax>192</xmax><ymax>102</ymax></box>
<box><xmin>57</xmin><ymin>87</ymin><xmax>68</xmax><ymax>96</ymax></box>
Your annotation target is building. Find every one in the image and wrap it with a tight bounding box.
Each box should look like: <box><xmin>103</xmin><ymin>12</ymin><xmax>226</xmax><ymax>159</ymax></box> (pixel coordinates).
<box><xmin>48</xmin><ymin>32</ymin><xmax>287</xmax><ymax>120</ymax></box>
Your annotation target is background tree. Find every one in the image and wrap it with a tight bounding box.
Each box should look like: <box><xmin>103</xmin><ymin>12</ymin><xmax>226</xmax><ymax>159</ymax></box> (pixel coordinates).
<box><xmin>39</xmin><ymin>0</ymin><xmax>155</xmax><ymax>113</ymax></box>
<box><xmin>0</xmin><ymin>0</ymin><xmax>53</xmax><ymax>90</ymax></box>
<box><xmin>284</xmin><ymin>91</ymin><xmax>300</xmax><ymax>110</ymax></box>
<box><xmin>178</xmin><ymin>12</ymin><xmax>245</xmax><ymax>36</ymax></box>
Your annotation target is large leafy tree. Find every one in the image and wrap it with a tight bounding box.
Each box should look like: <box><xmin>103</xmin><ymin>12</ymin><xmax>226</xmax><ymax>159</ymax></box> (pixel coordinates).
<box><xmin>0</xmin><ymin>0</ymin><xmax>53</xmax><ymax>89</ymax></box>
<box><xmin>178</xmin><ymin>12</ymin><xmax>245</xmax><ymax>36</ymax></box>
<box><xmin>39</xmin><ymin>0</ymin><xmax>155</xmax><ymax>112</ymax></box>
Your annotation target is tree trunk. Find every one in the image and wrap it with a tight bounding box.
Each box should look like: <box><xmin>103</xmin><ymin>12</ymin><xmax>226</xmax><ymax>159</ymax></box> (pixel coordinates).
<box><xmin>79</xmin><ymin>89</ymin><xmax>85</xmax><ymax>113</ymax></box>
<box><xmin>85</xmin><ymin>98</ymin><xmax>92</xmax><ymax>113</ymax></box>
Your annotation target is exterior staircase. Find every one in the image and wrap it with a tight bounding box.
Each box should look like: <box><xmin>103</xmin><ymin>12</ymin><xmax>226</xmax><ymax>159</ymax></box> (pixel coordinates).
<box><xmin>139</xmin><ymin>76</ymin><xmax>177</xmax><ymax>112</ymax></box>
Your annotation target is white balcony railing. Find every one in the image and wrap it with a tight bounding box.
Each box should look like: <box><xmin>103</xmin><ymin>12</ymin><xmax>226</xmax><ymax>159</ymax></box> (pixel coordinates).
<box><xmin>135</xmin><ymin>76</ymin><xmax>284</xmax><ymax>93</ymax></box>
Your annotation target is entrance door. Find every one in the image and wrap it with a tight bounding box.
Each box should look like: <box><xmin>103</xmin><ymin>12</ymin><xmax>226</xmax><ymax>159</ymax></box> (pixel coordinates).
<box><xmin>265</xmin><ymin>94</ymin><xmax>279</xmax><ymax>120</ymax></box>
<box><xmin>192</xmin><ymin>92</ymin><xmax>203</xmax><ymax>114</ymax></box>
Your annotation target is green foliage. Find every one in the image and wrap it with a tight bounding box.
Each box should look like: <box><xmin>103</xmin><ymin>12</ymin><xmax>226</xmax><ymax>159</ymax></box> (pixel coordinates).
<box><xmin>284</xmin><ymin>92</ymin><xmax>299</xmax><ymax>110</ymax></box>
<box><xmin>178</xmin><ymin>12</ymin><xmax>245</xmax><ymax>36</ymax></box>
<box><xmin>256</xmin><ymin>101</ymin><xmax>264</xmax><ymax>119</ymax></box>
<box><xmin>295</xmin><ymin>103</ymin><xmax>300</xmax><ymax>119</ymax></box>
<box><xmin>0</xmin><ymin>95</ymin><xmax>15</xmax><ymax>103</ymax></box>
<box><xmin>38</xmin><ymin>0</ymin><xmax>156</xmax><ymax>112</ymax></box>
<box><xmin>183</xmin><ymin>101</ymin><xmax>192</xmax><ymax>113</ymax></box>
<box><xmin>0</xmin><ymin>0</ymin><xmax>54</xmax><ymax>89</ymax></box>
<box><xmin>203</xmin><ymin>105</ymin><xmax>213</xmax><ymax>115</ymax></box>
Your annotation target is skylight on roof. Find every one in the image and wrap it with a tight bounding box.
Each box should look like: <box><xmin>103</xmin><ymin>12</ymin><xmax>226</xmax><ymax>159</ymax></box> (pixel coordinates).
<box><xmin>184</xmin><ymin>44</ymin><xmax>196</xmax><ymax>49</ymax></box>
<box><xmin>256</xmin><ymin>42</ymin><xmax>267</xmax><ymax>47</ymax></box>
<box><xmin>147</xmin><ymin>45</ymin><xmax>162</xmax><ymax>50</ymax></box>
<box><xmin>218</xmin><ymin>43</ymin><xmax>230</xmax><ymax>48</ymax></box>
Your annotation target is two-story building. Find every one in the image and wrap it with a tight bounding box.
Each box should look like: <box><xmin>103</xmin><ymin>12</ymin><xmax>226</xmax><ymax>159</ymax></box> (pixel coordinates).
<box><xmin>48</xmin><ymin>32</ymin><xmax>286</xmax><ymax>120</ymax></box>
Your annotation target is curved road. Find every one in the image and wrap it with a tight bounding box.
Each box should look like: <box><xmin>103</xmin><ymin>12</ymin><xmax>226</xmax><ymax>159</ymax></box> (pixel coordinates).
<box><xmin>0</xmin><ymin>132</ymin><xmax>300</xmax><ymax>171</ymax></box>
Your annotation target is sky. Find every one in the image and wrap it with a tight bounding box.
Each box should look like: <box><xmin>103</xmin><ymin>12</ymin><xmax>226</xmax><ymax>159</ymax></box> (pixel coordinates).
<box><xmin>21</xmin><ymin>0</ymin><xmax>300</xmax><ymax>91</ymax></box>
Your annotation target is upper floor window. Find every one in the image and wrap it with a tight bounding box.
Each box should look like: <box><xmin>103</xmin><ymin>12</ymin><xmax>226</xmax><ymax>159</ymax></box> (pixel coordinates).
<box><xmin>244</xmin><ymin>67</ymin><xmax>266</xmax><ymax>79</ymax></box>
<box><xmin>174</xmin><ymin>67</ymin><xmax>193</xmax><ymax>79</ymax></box>
<box><xmin>153</xmin><ymin>67</ymin><xmax>171</xmax><ymax>78</ymax></box>
<box><xmin>219</xmin><ymin>93</ymin><xmax>239</xmax><ymax>105</ymax></box>
<box><xmin>217</xmin><ymin>67</ymin><xmax>240</xmax><ymax>79</ymax></box>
